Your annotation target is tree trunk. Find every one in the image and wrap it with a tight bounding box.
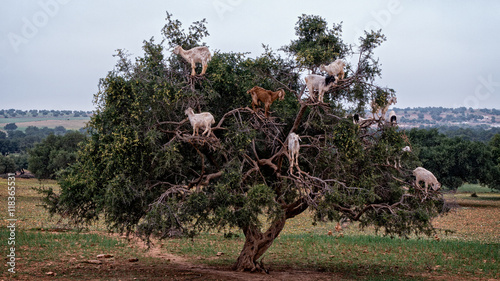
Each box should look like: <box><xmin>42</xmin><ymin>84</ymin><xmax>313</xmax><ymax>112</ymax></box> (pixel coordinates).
<box><xmin>232</xmin><ymin>217</ymin><xmax>286</xmax><ymax>272</ymax></box>
<box><xmin>232</xmin><ymin>197</ymin><xmax>310</xmax><ymax>272</ymax></box>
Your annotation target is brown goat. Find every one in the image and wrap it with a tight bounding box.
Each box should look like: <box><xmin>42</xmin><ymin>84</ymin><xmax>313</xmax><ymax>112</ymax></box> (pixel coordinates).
<box><xmin>247</xmin><ymin>86</ymin><xmax>285</xmax><ymax>117</ymax></box>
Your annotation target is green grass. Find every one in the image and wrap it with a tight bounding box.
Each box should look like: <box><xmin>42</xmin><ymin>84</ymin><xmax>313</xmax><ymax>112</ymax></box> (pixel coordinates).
<box><xmin>456</xmin><ymin>183</ymin><xmax>496</xmax><ymax>193</ymax></box>
<box><xmin>161</xmin><ymin>232</ymin><xmax>500</xmax><ymax>280</ymax></box>
<box><xmin>1</xmin><ymin>178</ymin><xmax>499</xmax><ymax>280</ymax></box>
<box><xmin>0</xmin><ymin>229</ymin><xmax>134</xmax><ymax>262</ymax></box>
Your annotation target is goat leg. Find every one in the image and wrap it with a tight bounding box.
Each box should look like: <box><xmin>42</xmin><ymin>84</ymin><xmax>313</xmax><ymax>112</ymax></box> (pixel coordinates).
<box><xmin>190</xmin><ymin>60</ymin><xmax>196</xmax><ymax>76</ymax></box>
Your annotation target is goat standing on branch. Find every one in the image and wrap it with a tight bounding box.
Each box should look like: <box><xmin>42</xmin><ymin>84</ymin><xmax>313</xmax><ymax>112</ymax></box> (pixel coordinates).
<box><xmin>320</xmin><ymin>59</ymin><xmax>346</xmax><ymax>83</ymax></box>
<box><xmin>247</xmin><ymin>86</ymin><xmax>285</xmax><ymax>118</ymax></box>
<box><xmin>413</xmin><ymin>167</ymin><xmax>441</xmax><ymax>194</ymax></box>
<box><xmin>184</xmin><ymin>107</ymin><xmax>215</xmax><ymax>136</ymax></box>
<box><xmin>305</xmin><ymin>74</ymin><xmax>337</xmax><ymax>103</ymax></box>
<box><xmin>288</xmin><ymin>133</ymin><xmax>301</xmax><ymax>173</ymax></box>
<box><xmin>173</xmin><ymin>45</ymin><xmax>211</xmax><ymax>76</ymax></box>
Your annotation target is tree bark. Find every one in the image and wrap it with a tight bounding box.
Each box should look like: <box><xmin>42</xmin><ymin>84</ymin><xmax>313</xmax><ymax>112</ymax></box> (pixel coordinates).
<box><xmin>232</xmin><ymin>197</ymin><xmax>309</xmax><ymax>272</ymax></box>
<box><xmin>232</xmin><ymin>218</ymin><xmax>286</xmax><ymax>272</ymax></box>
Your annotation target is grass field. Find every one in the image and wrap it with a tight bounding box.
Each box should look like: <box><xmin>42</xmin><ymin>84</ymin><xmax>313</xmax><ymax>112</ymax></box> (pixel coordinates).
<box><xmin>0</xmin><ymin>178</ymin><xmax>498</xmax><ymax>280</ymax></box>
<box><xmin>0</xmin><ymin>116</ymin><xmax>90</xmax><ymax>131</ymax></box>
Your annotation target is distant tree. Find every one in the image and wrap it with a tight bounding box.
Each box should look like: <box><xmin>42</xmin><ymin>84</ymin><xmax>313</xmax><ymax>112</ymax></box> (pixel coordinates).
<box><xmin>0</xmin><ymin>155</ymin><xmax>16</xmax><ymax>174</ymax></box>
<box><xmin>28</xmin><ymin>131</ymin><xmax>86</xmax><ymax>179</ymax></box>
<box><xmin>0</xmin><ymin>140</ymin><xmax>17</xmax><ymax>156</ymax></box>
<box><xmin>10</xmin><ymin>153</ymin><xmax>29</xmax><ymax>172</ymax></box>
<box><xmin>4</xmin><ymin>123</ymin><xmax>17</xmax><ymax>131</ymax></box>
<box><xmin>492</xmin><ymin>116</ymin><xmax>496</xmax><ymax>123</ymax></box>
<box><xmin>408</xmin><ymin>128</ymin><xmax>500</xmax><ymax>191</ymax></box>
<box><xmin>431</xmin><ymin>113</ymin><xmax>442</xmax><ymax>121</ymax></box>
<box><xmin>491</xmin><ymin>134</ymin><xmax>500</xmax><ymax>164</ymax></box>
<box><xmin>54</xmin><ymin>126</ymin><xmax>67</xmax><ymax>135</ymax></box>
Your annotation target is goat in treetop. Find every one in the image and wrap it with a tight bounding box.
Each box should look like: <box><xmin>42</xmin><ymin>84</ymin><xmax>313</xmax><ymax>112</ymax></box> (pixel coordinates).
<box><xmin>173</xmin><ymin>45</ymin><xmax>211</xmax><ymax>76</ymax></box>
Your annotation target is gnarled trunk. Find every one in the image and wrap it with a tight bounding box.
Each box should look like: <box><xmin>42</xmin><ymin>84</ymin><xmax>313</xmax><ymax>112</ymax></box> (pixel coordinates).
<box><xmin>232</xmin><ymin>217</ymin><xmax>286</xmax><ymax>272</ymax></box>
<box><xmin>232</xmin><ymin>197</ymin><xmax>310</xmax><ymax>272</ymax></box>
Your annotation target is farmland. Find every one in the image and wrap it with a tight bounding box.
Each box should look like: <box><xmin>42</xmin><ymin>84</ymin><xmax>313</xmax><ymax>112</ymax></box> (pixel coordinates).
<box><xmin>0</xmin><ymin>178</ymin><xmax>498</xmax><ymax>280</ymax></box>
<box><xmin>0</xmin><ymin>116</ymin><xmax>90</xmax><ymax>131</ymax></box>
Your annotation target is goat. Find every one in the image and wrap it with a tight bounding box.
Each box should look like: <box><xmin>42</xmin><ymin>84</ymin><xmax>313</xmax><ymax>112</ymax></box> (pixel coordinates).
<box><xmin>320</xmin><ymin>59</ymin><xmax>345</xmax><ymax>83</ymax></box>
<box><xmin>413</xmin><ymin>167</ymin><xmax>441</xmax><ymax>193</ymax></box>
<box><xmin>184</xmin><ymin>107</ymin><xmax>215</xmax><ymax>136</ymax></box>
<box><xmin>288</xmin><ymin>133</ymin><xmax>301</xmax><ymax>172</ymax></box>
<box><xmin>305</xmin><ymin>74</ymin><xmax>336</xmax><ymax>103</ymax></box>
<box><xmin>389</xmin><ymin>110</ymin><xmax>397</xmax><ymax>125</ymax></box>
<box><xmin>353</xmin><ymin>113</ymin><xmax>359</xmax><ymax>124</ymax></box>
<box><xmin>371</xmin><ymin>96</ymin><xmax>397</xmax><ymax>120</ymax></box>
<box><xmin>247</xmin><ymin>86</ymin><xmax>285</xmax><ymax>118</ymax></box>
<box><xmin>353</xmin><ymin>113</ymin><xmax>373</xmax><ymax>128</ymax></box>
<box><xmin>173</xmin><ymin>45</ymin><xmax>211</xmax><ymax>76</ymax></box>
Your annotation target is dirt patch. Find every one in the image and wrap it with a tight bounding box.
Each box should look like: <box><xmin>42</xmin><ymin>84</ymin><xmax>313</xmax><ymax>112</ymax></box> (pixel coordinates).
<box><xmin>15</xmin><ymin>119</ymin><xmax>89</xmax><ymax>130</ymax></box>
<box><xmin>433</xmin><ymin>194</ymin><xmax>500</xmax><ymax>242</ymax></box>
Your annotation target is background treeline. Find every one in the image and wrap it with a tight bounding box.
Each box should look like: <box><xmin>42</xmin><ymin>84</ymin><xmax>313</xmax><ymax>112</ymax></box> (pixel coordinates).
<box><xmin>407</xmin><ymin>128</ymin><xmax>500</xmax><ymax>191</ymax></box>
<box><xmin>0</xmin><ymin>109</ymin><xmax>92</xmax><ymax>118</ymax></box>
<box><xmin>393</xmin><ymin>107</ymin><xmax>499</xmax><ymax>125</ymax></box>
<box><xmin>0</xmin><ymin>124</ymin><xmax>85</xmax><ymax>177</ymax></box>
<box><xmin>434</xmin><ymin>125</ymin><xmax>500</xmax><ymax>142</ymax></box>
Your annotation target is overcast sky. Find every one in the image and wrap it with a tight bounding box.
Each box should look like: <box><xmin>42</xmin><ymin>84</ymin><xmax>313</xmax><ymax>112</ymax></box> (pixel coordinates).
<box><xmin>1</xmin><ymin>0</ymin><xmax>500</xmax><ymax>111</ymax></box>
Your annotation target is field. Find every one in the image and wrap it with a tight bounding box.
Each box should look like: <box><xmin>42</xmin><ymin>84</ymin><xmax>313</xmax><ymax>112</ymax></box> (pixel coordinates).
<box><xmin>0</xmin><ymin>116</ymin><xmax>90</xmax><ymax>131</ymax></box>
<box><xmin>0</xmin><ymin>178</ymin><xmax>499</xmax><ymax>280</ymax></box>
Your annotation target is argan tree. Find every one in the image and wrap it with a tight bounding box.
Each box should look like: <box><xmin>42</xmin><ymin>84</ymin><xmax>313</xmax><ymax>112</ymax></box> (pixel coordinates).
<box><xmin>42</xmin><ymin>13</ymin><xmax>445</xmax><ymax>272</ymax></box>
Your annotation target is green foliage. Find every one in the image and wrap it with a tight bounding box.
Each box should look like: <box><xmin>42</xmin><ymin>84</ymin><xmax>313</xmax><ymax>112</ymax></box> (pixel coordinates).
<box><xmin>408</xmin><ymin>128</ymin><xmax>500</xmax><ymax>191</ymax></box>
<box><xmin>4</xmin><ymin>123</ymin><xmax>17</xmax><ymax>130</ymax></box>
<box><xmin>0</xmin><ymin>154</ymin><xmax>16</xmax><ymax>174</ymax></box>
<box><xmin>491</xmin><ymin>134</ymin><xmax>500</xmax><ymax>164</ymax></box>
<box><xmin>283</xmin><ymin>14</ymin><xmax>349</xmax><ymax>71</ymax></box>
<box><xmin>28</xmin><ymin>131</ymin><xmax>86</xmax><ymax>179</ymax></box>
<box><xmin>162</xmin><ymin>12</ymin><xmax>210</xmax><ymax>50</ymax></box>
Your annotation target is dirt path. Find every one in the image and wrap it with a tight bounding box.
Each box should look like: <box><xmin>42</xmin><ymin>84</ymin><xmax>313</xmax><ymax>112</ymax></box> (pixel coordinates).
<box><xmin>125</xmin><ymin>234</ymin><xmax>348</xmax><ymax>281</ymax></box>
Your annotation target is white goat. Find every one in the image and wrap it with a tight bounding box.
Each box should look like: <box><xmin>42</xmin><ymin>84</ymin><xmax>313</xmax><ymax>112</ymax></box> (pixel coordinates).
<box><xmin>184</xmin><ymin>107</ymin><xmax>215</xmax><ymax>136</ymax></box>
<box><xmin>413</xmin><ymin>167</ymin><xmax>441</xmax><ymax>193</ymax></box>
<box><xmin>173</xmin><ymin>45</ymin><xmax>211</xmax><ymax>76</ymax></box>
<box><xmin>389</xmin><ymin>110</ymin><xmax>397</xmax><ymax>125</ymax></box>
<box><xmin>305</xmin><ymin>74</ymin><xmax>337</xmax><ymax>103</ymax></box>
<box><xmin>320</xmin><ymin>59</ymin><xmax>345</xmax><ymax>83</ymax></box>
<box><xmin>288</xmin><ymin>133</ymin><xmax>301</xmax><ymax>172</ymax></box>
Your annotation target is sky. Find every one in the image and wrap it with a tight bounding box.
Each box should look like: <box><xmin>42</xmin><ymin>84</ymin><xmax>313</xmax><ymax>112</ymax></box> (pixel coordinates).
<box><xmin>1</xmin><ymin>0</ymin><xmax>500</xmax><ymax>111</ymax></box>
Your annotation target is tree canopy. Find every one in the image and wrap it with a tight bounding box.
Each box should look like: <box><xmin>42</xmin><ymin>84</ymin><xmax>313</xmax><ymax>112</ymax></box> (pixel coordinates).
<box><xmin>28</xmin><ymin>131</ymin><xmax>86</xmax><ymax>179</ymax></box>
<box><xmin>42</xmin><ymin>13</ymin><xmax>446</xmax><ymax>272</ymax></box>
<box><xmin>407</xmin><ymin>128</ymin><xmax>500</xmax><ymax>191</ymax></box>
